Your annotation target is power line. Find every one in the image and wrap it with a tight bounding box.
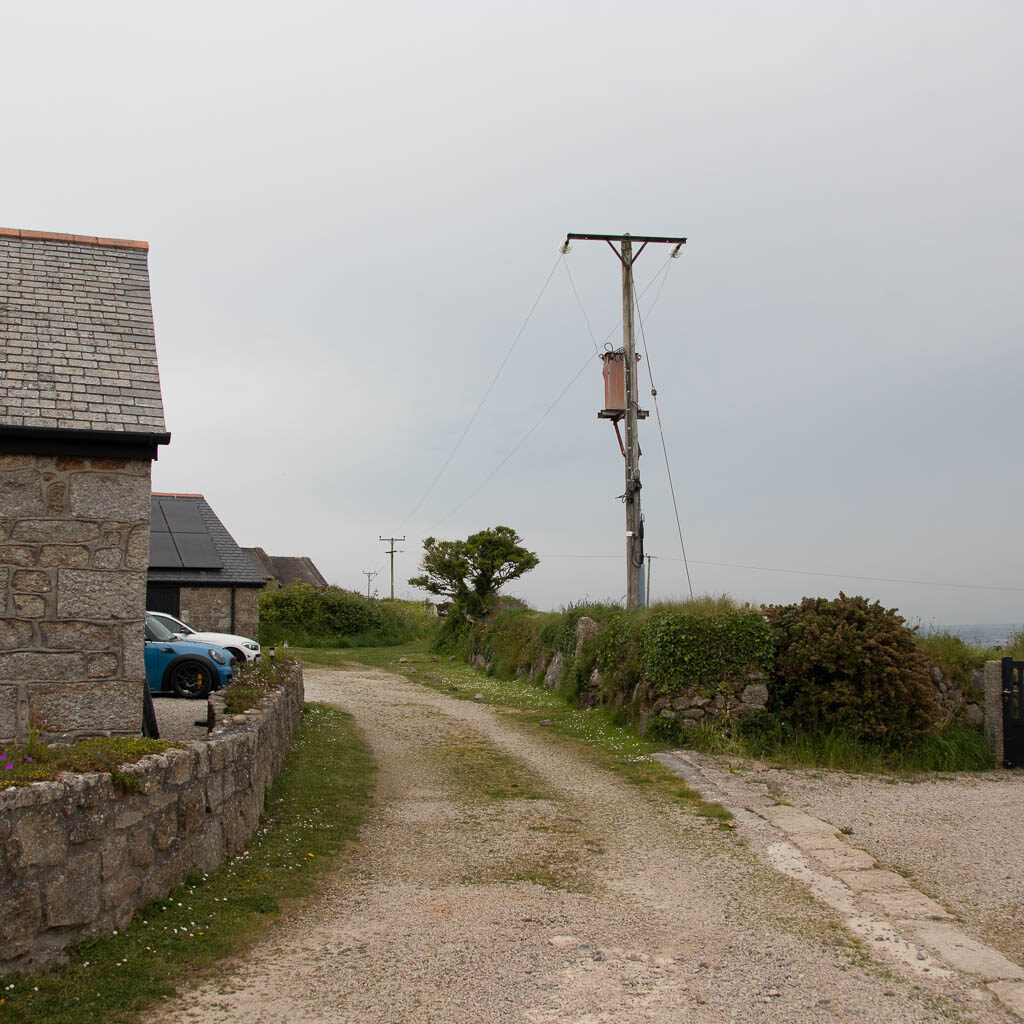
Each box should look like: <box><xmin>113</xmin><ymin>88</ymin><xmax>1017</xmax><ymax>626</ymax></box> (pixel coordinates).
<box><xmin>630</xmin><ymin>259</ymin><xmax>694</xmax><ymax>598</ymax></box>
<box><xmin>539</xmin><ymin>553</ymin><xmax>1024</xmax><ymax>594</ymax></box>
<box><xmin>426</xmin><ymin>260</ymin><xmax>679</xmax><ymax>532</ymax></box>
<box><xmin>429</xmin><ymin>351</ymin><xmax>594</xmax><ymax>531</ymax></box>
<box><xmin>400</xmin><ymin>256</ymin><xmax>562</xmax><ymax>528</ymax></box>
<box><xmin>561</xmin><ymin>255</ymin><xmax>600</xmax><ymax>354</ymax></box>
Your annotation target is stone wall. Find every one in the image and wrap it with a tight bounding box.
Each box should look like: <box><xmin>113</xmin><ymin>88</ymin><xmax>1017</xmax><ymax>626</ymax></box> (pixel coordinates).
<box><xmin>180</xmin><ymin>586</ymin><xmax>259</xmax><ymax>639</ymax></box>
<box><xmin>0</xmin><ymin>453</ymin><xmax>151</xmax><ymax>743</ymax></box>
<box><xmin>499</xmin><ymin>616</ymin><xmax>987</xmax><ymax>740</ymax></box>
<box><xmin>0</xmin><ymin>662</ymin><xmax>304</xmax><ymax>974</ymax></box>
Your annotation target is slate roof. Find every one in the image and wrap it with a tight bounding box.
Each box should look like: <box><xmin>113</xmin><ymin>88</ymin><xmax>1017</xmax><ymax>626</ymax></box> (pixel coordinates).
<box><xmin>0</xmin><ymin>227</ymin><xmax>167</xmax><ymax>436</ymax></box>
<box><xmin>243</xmin><ymin>547</ymin><xmax>329</xmax><ymax>588</ymax></box>
<box><xmin>148</xmin><ymin>494</ymin><xmax>265</xmax><ymax>588</ymax></box>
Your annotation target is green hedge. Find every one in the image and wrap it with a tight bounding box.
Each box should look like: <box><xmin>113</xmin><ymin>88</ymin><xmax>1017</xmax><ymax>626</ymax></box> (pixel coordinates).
<box><xmin>259</xmin><ymin>585</ymin><xmax>433</xmax><ymax>648</ymax></box>
<box><xmin>467</xmin><ymin>593</ymin><xmax>967</xmax><ymax>750</ymax></box>
<box><xmin>469</xmin><ymin>598</ymin><xmax>773</xmax><ymax>709</ymax></box>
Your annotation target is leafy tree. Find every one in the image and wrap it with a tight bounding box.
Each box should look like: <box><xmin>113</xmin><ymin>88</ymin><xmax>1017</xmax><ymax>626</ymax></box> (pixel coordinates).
<box><xmin>408</xmin><ymin>525</ymin><xmax>539</xmax><ymax>621</ymax></box>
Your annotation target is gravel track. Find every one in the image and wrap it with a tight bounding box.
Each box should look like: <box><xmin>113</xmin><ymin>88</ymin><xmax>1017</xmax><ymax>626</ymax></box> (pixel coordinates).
<box><xmin>149</xmin><ymin>665</ymin><xmax>1016</xmax><ymax>1023</ymax></box>
<box><xmin>681</xmin><ymin>754</ymin><xmax>1024</xmax><ymax>963</ymax></box>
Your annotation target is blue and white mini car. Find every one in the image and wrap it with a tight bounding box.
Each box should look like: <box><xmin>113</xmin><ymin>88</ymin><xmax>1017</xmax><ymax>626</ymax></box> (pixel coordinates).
<box><xmin>144</xmin><ymin>613</ymin><xmax>236</xmax><ymax>699</ymax></box>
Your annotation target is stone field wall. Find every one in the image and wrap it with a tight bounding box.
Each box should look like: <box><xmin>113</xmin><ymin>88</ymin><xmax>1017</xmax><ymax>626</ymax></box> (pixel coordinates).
<box><xmin>0</xmin><ymin>662</ymin><xmax>304</xmax><ymax>975</ymax></box>
<box><xmin>473</xmin><ymin>616</ymin><xmax>988</xmax><ymax>740</ymax></box>
<box><xmin>0</xmin><ymin>452</ymin><xmax>152</xmax><ymax>743</ymax></box>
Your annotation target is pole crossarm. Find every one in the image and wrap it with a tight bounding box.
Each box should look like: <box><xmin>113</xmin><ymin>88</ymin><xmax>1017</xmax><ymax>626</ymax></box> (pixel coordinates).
<box><xmin>565</xmin><ymin>233</ymin><xmax>686</xmax><ymax>267</ymax></box>
<box><xmin>565</xmin><ymin>233</ymin><xmax>687</xmax><ymax>245</ymax></box>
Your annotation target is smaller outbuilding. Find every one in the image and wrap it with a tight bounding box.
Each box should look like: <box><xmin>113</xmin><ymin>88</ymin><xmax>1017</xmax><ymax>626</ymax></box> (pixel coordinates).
<box><xmin>147</xmin><ymin>493</ymin><xmax>264</xmax><ymax>638</ymax></box>
<box><xmin>243</xmin><ymin>547</ymin><xmax>328</xmax><ymax>589</ymax></box>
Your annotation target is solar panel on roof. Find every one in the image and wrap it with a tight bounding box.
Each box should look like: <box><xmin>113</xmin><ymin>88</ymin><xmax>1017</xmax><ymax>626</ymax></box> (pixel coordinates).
<box><xmin>174</xmin><ymin>533</ymin><xmax>222</xmax><ymax>568</ymax></box>
<box><xmin>160</xmin><ymin>500</ymin><xmax>206</xmax><ymax>533</ymax></box>
<box><xmin>150</xmin><ymin>498</ymin><xmax>169</xmax><ymax>532</ymax></box>
<box><xmin>149</xmin><ymin>532</ymin><xmax>183</xmax><ymax>568</ymax></box>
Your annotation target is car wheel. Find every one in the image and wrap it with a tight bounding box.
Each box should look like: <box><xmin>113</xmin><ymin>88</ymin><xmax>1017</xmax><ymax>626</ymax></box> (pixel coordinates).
<box><xmin>168</xmin><ymin>660</ymin><xmax>213</xmax><ymax>699</ymax></box>
<box><xmin>226</xmin><ymin>648</ymin><xmax>246</xmax><ymax>665</ymax></box>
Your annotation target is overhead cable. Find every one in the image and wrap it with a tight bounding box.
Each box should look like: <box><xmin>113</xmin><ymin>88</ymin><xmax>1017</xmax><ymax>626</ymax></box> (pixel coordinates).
<box><xmin>426</xmin><ymin>260</ymin><xmax>678</xmax><ymax>532</ymax></box>
<box><xmin>540</xmin><ymin>554</ymin><xmax>1024</xmax><ymax>594</ymax></box>
<box><xmin>629</xmin><ymin>262</ymin><xmax>694</xmax><ymax>598</ymax></box>
<box><xmin>400</xmin><ymin>255</ymin><xmax>562</xmax><ymax>528</ymax></box>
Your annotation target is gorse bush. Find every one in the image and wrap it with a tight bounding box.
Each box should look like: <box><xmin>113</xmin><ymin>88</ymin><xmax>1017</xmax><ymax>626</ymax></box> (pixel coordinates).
<box><xmin>259</xmin><ymin>585</ymin><xmax>432</xmax><ymax>648</ymax></box>
<box><xmin>764</xmin><ymin>593</ymin><xmax>940</xmax><ymax>746</ymax></box>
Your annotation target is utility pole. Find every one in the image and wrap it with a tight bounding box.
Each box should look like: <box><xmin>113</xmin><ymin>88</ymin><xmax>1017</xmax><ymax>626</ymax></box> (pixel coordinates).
<box><xmin>378</xmin><ymin>536</ymin><xmax>405</xmax><ymax>600</ymax></box>
<box><xmin>361</xmin><ymin>570</ymin><xmax>378</xmax><ymax>598</ymax></box>
<box><xmin>564</xmin><ymin>232</ymin><xmax>686</xmax><ymax>608</ymax></box>
<box><xmin>646</xmin><ymin>553</ymin><xmax>652</xmax><ymax>604</ymax></box>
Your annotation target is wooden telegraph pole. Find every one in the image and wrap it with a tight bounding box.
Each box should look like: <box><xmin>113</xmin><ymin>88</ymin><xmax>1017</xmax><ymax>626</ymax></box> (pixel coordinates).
<box><xmin>378</xmin><ymin>536</ymin><xmax>405</xmax><ymax>600</ymax></box>
<box><xmin>564</xmin><ymin>232</ymin><xmax>686</xmax><ymax>608</ymax></box>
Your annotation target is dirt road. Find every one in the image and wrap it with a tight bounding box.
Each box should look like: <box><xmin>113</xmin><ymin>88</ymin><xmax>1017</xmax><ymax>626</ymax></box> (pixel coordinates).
<box><xmin>151</xmin><ymin>664</ymin><xmax>1015</xmax><ymax>1023</ymax></box>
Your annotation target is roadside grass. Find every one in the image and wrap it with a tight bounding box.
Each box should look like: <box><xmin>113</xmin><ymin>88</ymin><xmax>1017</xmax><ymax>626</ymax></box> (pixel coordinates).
<box><xmin>915</xmin><ymin>631</ymin><xmax>998</xmax><ymax>688</ymax></box>
<box><xmin>315</xmin><ymin>643</ymin><xmax>736</xmax><ymax>827</ymax></box>
<box><xmin>0</xmin><ymin>704</ymin><xmax>374</xmax><ymax>1024</ymax></box>
<box><xmin>669</xmin><ymin>718</ymin><xmax>994</xmax><ymax>775</ymax></box>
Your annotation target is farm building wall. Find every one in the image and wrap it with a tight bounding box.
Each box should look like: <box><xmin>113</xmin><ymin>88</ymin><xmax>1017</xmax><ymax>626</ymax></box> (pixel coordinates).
<box><xmin>0</xmin><ymin>453</ymin><xmax>151</xmax><ymax>743</ymax></box>
<box><xmin>178</xmin><ymin>586</ymin><xmax>259</xmax><ymax>639</ymax></box>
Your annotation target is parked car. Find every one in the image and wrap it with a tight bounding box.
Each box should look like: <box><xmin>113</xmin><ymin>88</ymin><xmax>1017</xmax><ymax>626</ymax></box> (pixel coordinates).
<box><xmin>144</xmin><ymin>614</ymin><xmax>235</xmax><ymax>699</ymax></box>
<box><xmin>145</xmin><ymin>610</ymin><xmax>261</xmax><ymax>663</ymax></box>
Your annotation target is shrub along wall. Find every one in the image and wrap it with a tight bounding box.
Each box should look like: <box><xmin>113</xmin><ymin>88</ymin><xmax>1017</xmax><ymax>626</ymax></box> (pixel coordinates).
<box><xmin>468</xmin><ymin>601</ymin><xmax>775</xmax><ymax>735</ymax></box>
<box><xmin>466</xmin><ymin>597</ymin><xmax>984</xmax><ymax>746</ymax></box>
<box><xmin>0</xmin><ymin>663</ymin><xmax>304</xmax><ymax>975</ymax></box>
<box><xmin>258</xmin><ymin>584</ymin><xmax>431</xmax><ymax>648</ymax></box>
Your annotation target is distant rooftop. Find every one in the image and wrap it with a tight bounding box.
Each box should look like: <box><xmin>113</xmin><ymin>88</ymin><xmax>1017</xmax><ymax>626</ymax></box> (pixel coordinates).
<box><xmin>243</xmin><ymin>547</ymin><xmax>329</xmax><ymax>588</ymax></box>
<box><xmin>0</xmin><ymin>226</ymin><xmax>168</xmax><ymax>440</ymax></box>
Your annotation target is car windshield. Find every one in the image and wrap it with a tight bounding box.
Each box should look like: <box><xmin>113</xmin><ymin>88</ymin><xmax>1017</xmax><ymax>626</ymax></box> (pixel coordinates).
<box><xmin>145</xmin><ymin>615</ymin><xmax>177</xmax><ymax>642</ymax></box>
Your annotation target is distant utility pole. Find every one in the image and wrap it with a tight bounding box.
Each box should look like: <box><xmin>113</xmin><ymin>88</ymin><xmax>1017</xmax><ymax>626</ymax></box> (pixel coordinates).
<box><xmin>378</xmin><ymin>536</ymin><xmax>405</xmax><ymax>600</ymax></box>
<box><xmin>362</xmin><ymin>570</ymin><xmax>378</xmax><ymax>598</ymax></box>
<box><xmin>564</xmin><ymin>232</ymin><xmax>686</xmax><ymax>609</ymax></box>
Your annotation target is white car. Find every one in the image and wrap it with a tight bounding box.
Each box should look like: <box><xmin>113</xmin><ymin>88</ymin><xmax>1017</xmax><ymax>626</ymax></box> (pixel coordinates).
<box><xmin>145</xmin><ymin>611</ymin><xmax>261</xmax><ymax>664</ymax></box>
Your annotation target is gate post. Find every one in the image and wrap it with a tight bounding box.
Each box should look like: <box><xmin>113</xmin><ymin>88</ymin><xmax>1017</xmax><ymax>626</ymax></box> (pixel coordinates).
<box><xmin>983</xmin><ymin>660</ymin><xmax>1003</xmax><ymax>764</ymax></box>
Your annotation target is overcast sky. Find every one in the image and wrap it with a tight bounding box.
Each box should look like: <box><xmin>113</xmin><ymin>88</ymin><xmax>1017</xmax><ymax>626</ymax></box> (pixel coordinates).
<box><xmin>4</xmin><ymin>1</ymin><xmax>1022</xmax><ymax>626</ymax></box>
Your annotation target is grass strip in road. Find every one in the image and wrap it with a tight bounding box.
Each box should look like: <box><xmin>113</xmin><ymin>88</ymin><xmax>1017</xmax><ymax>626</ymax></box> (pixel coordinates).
<box><xmin>303</xmin><ymin>642</ymin><xmax>735</xmax><ymax>827</ymax></box>
<box><xmin>0</xmin><ymin>703</ymin><xmax>374</xmax><ymax>1024</ymax></box>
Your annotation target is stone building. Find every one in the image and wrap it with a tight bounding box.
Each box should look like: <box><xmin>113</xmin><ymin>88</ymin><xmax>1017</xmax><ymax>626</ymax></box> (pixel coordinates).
<box><xmin>242</xmin><ymin>547</ymin><xmax>328</xmax><ymax>589</ymax></box>
<box><xmin>147</xmin><ymin>493</ymin><xmax>264</xmax><ymax>637</ymax></box>
<box><xmin>0</xmin><ymin>227</ymin><xmax>170</xmax><ymax>743</ymax></box>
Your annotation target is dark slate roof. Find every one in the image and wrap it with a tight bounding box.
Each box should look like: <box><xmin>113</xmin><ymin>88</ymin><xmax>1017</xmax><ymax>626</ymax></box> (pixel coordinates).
<box><xmin>242</xmin><ymin>547</ymin><xmax>329</xmax><ymax>588</ymax></box>
<box><xmin>0</xmin><ymin>228</ymin><xmax>167</xmax><ymax>435</ymax></box>
<box><xmin>148</xmin><ymin>494</ymin><xmax>265</xmax><ymax>587</ymax></box>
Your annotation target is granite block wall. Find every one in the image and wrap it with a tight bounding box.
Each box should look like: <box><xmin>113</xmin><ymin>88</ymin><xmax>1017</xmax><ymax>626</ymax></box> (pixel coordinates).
<box><xmin>0</xmin><ymin>662</ymin><xmax>304</xmax><ymax>974</ymax></box>
<box><xmin>0</xmin><ymin>453</ymin><xmax>151</xmax><ymax>743</ymax></box>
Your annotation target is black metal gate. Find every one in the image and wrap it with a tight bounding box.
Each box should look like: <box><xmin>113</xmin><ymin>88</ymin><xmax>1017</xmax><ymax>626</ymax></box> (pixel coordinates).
<box><xmin>146</xmin><ymin>584</ymin><xmax>181</xmax><ymax>618</ymax></box>
<box><xmin>1002</xmin><ymin>657</ymin><xmax>1024</xmax><ymax>767</ymax></box>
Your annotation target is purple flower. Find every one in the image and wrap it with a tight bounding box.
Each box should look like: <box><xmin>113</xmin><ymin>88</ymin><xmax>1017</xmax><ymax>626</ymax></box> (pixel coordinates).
<box><xmin>4</xmin><ymin>763</ymin><xmax>13</xmax><ymax>771</ymax></box>
<box><xmin>25</xmin><ymin>757</ymin><xmax>32</xmax><ymax>763</ymax></box>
